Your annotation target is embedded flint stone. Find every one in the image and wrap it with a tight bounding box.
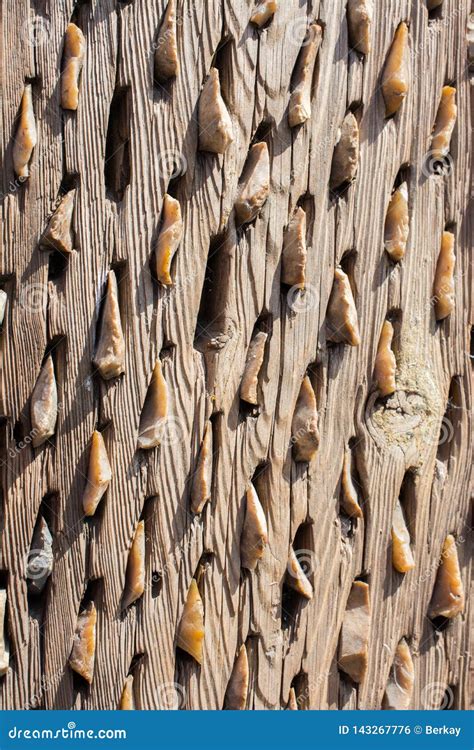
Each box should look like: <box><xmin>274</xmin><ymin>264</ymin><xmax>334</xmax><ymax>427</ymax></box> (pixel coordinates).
<box><xmin>240</xmin><ymin>484</ymin><xmax>268</xmax><ymax>570</ymax></box>
<box><xmin>40</xmin><ymin>190</ymin><xmax>75</xmax><ymax>254</ymax></box>
<box><xmin>382</xmin><ymin>639</ymin><xmax>414</xmax><ymax>710</ymax></box>
<box><xmin>119</xmin><ymin>675</ymin><xmax>135</xmax><ymax>710</ymax></box>
<box><xmin>433</xmin><ymin>231</ymin><xmax>455</xmax><ymax>321</ymax></box>
<box><xmin>428</xmin><ymin>534</ymin><xmax>465</xmax><ymax>619</ymax></box>
<box><xmin>154</xmin><ymin>0</ymin><xmax>179</xmax><ymax>82</ymax></box>
<box><xmin>347</xmin><ymin>0</ymin><xmax>373</xmax><ymax>55</ymax></box>
<box><xmin>137</xmin><ymin>360</ymin><xmax>168</xmax><ymax>450</ymax></box>
<box><xmin>326</xmin><ymin>267</ymin><xmax>361</xmax><ymax>346</ymax></box>
<box><xmin>250</xmin><ymin>0</ymin><xmax>278</xmax><ymax>28</ymax></box>
<box><xmin>223</xmin><ymin>644</ymin><xmax>249</xmax><ymax>710</ymax></box>
<box><xmin>0</xmin><ymin>290</ymin><xmax>7</xmax><ymax>326</ymax></box>
<box><xmin>240</xmin><ymin>330</ymin><xmax>268</xmax><ymax>405</ymax></box>
<box><xmin>61</xmin><ymin>23</ymin><xmax>86</xmax><ymax>111</ymax></box>
<box><xmin>287</xmin><ymin>687</ymin><xmax>298</xmax><ymax>710</ymax></box>
<box><xmin>0</xmin><ymin>590</ymin><xmax>9</xmax><ymax>676</ymax></box>
<box><xmin>122</xmin><ymin>521</ymin><xmax>146</xmax><ymax>609</ymax></box>
<box><xmin>281</xmin><ymin>207</ymin><xmax>307</xmax><ymax>288</ymax></box>
<box><xmin>176</xmin><ymin>579</ymin><xmax>204</xmax><ymax>664</ymax></box>
<box><xmin>384</xmin><ymin>182</ymin><xmax>409</xmax><ymax>262</ymax></box>
<box><xmin>291</xmin><ymin>375</ymin><xmax>319</xmax><ymax>463</ymax></box>
<box><xmin>93</xmin><ymin>270</ymin><xmax>125</xmax><ymax>380</ymax></box>
<box><xmin>288</xmin><ymin>24</ymin><xmax>322</xmax><ymax>128</ymax></box>
<box><xmin>83</xmin><ymin>431</ymin><xmax>112</xmax><ymax>517</ymax></box>
<box><xmin>13</xmin><ymin>84</ymin><xmax>37</xmax><ymax>179</ymax></box>
<box><xmin>69</xmin><ymin>601</ymin><xmax>97</xmax><ymax>684</ymax></box>
<box><xmin>199</xmin><ymin>68</ymin><xmax>234</xmax><ymax>154</ymax></box>
<box><xmin>431</xmin><ymin>86</ymin><xmax>457</xmax><ymax>159</ymax></box>
<box><xmin>391</xmin><ymin>499</ymin><xmax>415</xmax><ymax>573</ymax></box>
<box><xmin>286</xmin><ymin>547</ymin><xmax>313</xmax><ymax>600</ymax></box>
<box><xmin>340</xmin><ymin>448</ymin><xmax>363</xmax><ymax>518</ymax></box>
<box><xmin>374</xmin><ymin>320</ymin><xmax>396</xmax><ymax>397</ymax></box>
<box><xmin>381</xmin><ymin>22</ymin><xmax>409</xmax><ymax>117</ymax></box>
<box><xmin>26</xmin><ymin>516</ymin><xmax>53</xmax><ymax>594</ymax></box>
<box><xmin>339</xmin><ymin>581</ymin><xmax>370</xmax><ymax>683</ymax></box>
<box><xmin>329</xmin><ymin>112</ymin><xmax>359</xmax><ymax>190</ymax></box>
<box><xmin>190</xmin><ymin>423</ymin><xmax>213</xmax><ymax>514</ymax></box>
<box><xmin>234</xmin><ymin>143</ymin><xmax>270</xmax><ymax>224</ymax></box>
<box><xmin>155</xmin><ymin>194</ymin><xmax>183</xmax><ymax>286</ymax></box>
<box><xmin>31</xmin><ymin>355</ymin><xmax>58</xmax><ymax>448</ymax></box>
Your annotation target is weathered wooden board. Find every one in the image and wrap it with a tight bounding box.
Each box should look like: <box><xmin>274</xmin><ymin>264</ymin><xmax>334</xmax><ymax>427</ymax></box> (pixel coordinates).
<box><xmin>0</xmin><ymin>0</ymin><xmax>471</xmax><ymax>710</ymax></box>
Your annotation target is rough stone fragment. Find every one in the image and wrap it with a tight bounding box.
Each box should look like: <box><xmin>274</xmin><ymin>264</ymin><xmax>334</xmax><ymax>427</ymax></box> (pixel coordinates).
<box><xmin>288</xmin><ymin>25</ymin><xmax>322</xmax><ymax>128</ymax></box>
<box><xmin>329</xmin><ymin>112</ymin><xmax>359</xmax><ymax>190</ymax></box>
<box><xmin>83</xmin><ymin>431</ymin><xmax>112</xmax><ymax>517</ymax></box>
<box><xmin>286</xmin><ymin>547</ymin><xmax>313</xmax><ymax>600</ymax></box>
<box><xmin>31</xmin><ymin>355</ymin><xmax>58</xmax><ymax>448</ymax></box>
<box><xmin>40</xmin><ymin>190</ymin><xmax>75</xmax><ymax>254</ymax></box>
<box><xmin>0</xmin><ymin>290</ymin><xmax>7</xmax><ymax>326</ymax></box>
<box><xmin>291</xmin><ymin>375</ymin><xmax>319</xmax><ymax>463</ymax></box>
<box><xmin>190</xmin><ymin>423</ymin><xmax>213</xmax><ymax>514</ymax></box>
<box><xmin>382</xmin><ymin>639</ymin><xmax>414</xmax><ymax>710</ymax></box>
<box><xmin>199</xmin><ymin>68</ymin><xmax>234</xmax><ymax>154</ymax></box>
<box><xmin>0</xmin><ymin>590</ymin><xmax>9</xmax><ymax>676</ymax></box>
<box><xmin>93</xmin><ymin>270</ymin><xmax>125</xmax><ymax>380</ymax></box>
<box><xmin>281</xmin><ymin>207</ymin><xmax>307</xmax><ymax>287</ymax></box>
<box><xmin>26</xmin><ymin>516</ymin><xmax>53</xmax><ymax>594</ymax></box>
<box><xmin>61</xmin><ymin>23</ymin><xmax>85</xmax><ymax>111</ymax></box>
<box><xmin>155</xmin><ymin>194</ymin><xmax>183</xmax><ymax>286</ymax></box>
<box><xmin>223</xmin><ymin>644</ymin><xmax>249</xmax><ymax>710</ymax></box>
<box><xmin>340</xmin><ymin>448</ymin><xmax>363</xmax><ymax>518</ymax></box>
<box><xmin>137</xmin><ymin>360</ymin><xmax>168</xmax><ymax>450</ymax></box>
<box><xmin>69</xmin><ymin>601</ymin><xmax>97</xmax><ymax>684</ymax></box>
<box><xmin>432</xmin><ymin>230</ymin><xmax>455</xmax><ymax>321</ymax></box>
<box><xmin>431</xmin><ymin>86</ymin><xmax>457</xmax><ymax>159</ymax></box>
<box><xmin>13</xmin><ymin>84</ymin><xmax>37</xmax><ymax>179</ymax></box>
<box><xmin>391</xmin><ymin>500</ymin><xmax>415</xmax><ymax>573</ymax></box>
<box><xmin>240</xmin><ymin>330</ymin><xmax>268</xmax><ymax>405</ymax></box>
<box><xmin>234</xmin><ymin>143</ymin><xmax>270</xmax><ymax>224</ymax></box>
<box><xmin>176</xmin><ymin>579</ymin><xmax>204</xmax><ymax>664</ymax></box>
<box><xmin>240</xmin><ymin>484</ymin><xmax>268</xmax><ymax>570</ymax></box>
<box><xmin>326</xmin><ymin>267</ymin><xmax>361</xmax><ymax>346</ymax></box>
<box><xmin>287</xmin><ymin>687</ymin><xmax>298</xmax><ymax>710</ymax></box>
<box><xmin>154</xmin><ymin>0</ymin><xmax>179</xmax><ymax>82</ymax></box>
<box><xmin>250</xmin><ymin>0</ymin><xmax>278</xmax><ymax>27</ymax></box>
<box><xmin>122</xmin><ymin>521</ymin><xmax>146</xmax><ymax>609</ymax></box>
<box><xmin>374</xmin><ymin>320</ymin><xmax>396</xmax><ymax>397</ymax></box>
<box><xmin>429</xmin><ymin>534</ymin><xmax>465</xmax><ymax>619</ymax></box>
<box><xmin>382</xmin><ymin>22</ymin><xmax>409</xmax><ymax>117</ymax></box>
<box><xmin>119</xmin><ymin>675</ymin><xmax>135</xmax><ymax>710</ymax></box>
<box><xmin>339</xmin><ymin>581</ymin><xmax>370</xmax><ymax>683</ymax></box>
<box><xmin>347</xmin><ymin>0</ymin><xmax>373</xmax><ymax>55</ymax></box>
<box><xmin>384</xmin><ymin>182</ymin><xmax>409</xmax><ymax>262</ymax></box>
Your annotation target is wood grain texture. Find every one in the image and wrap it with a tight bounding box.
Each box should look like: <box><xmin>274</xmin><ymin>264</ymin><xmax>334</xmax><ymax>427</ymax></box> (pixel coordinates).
<box><xmin>0</xmin><ymin>0</ymin><xmax>472</xmax><ymax>710</ymax></box>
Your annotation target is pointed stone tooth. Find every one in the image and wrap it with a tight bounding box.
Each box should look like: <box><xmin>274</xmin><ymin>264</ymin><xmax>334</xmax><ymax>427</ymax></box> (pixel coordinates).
<box><xmin>240</xmin><ymin>330</ymin><xmax>268</xmax><ymax>405</ymax></box>
<box><xmin>155</xmin><ymin>194</ymin><xmax>183</xmax><ymax>286</ymax></box>
<box><xmin>83</xmin><ymin>431</ymin><xmax>112</xmax><ymax>517</ymax></box>
<box><xmin>340</xmin><ymin>448</ymin><xmax>363</xmax><ymax>518</ymax></box>
<box><xmin>0</xmin><ymin>290</ymin><xmax>7</xmax><ymax>327</ymax></box>
<box><xmin>433</xmin><ymin>231</ymin><xmax>456</xmax><ymax>321</ymax></box>
<box><xmin>326</xmin><ymin>267</ymin><xmax>361</xmax><ymax>346</ymax></box>
<box><xmin>429</xmin><ymin>534</ymin><xmax>465</xmax><ymax>619</ymax></box>
<box><xmin>26</xmin><ymin>516</ymin><xmax>53</xmax><ymax>594</ymax></box>
<box><xmin>339</xmin><ymin>581</ymin><xmax>370</xmax><ymax>683</ymax></box>
<box><xmin>61</xmin><ymin>23</ymin><xmax>86</xmax><ymax>111</ymax></box>
<box><xmin>137</xmin><ymin>360</ymin><xmax>168</xmax><ymax>450</ymax></box>
<box><xmin>287</xmin><ymin>687</ymin><xmax>298</xmax><ymax>710</ymax></box>
<box><xmin>288</xmin><ymin>24</ymin><xmax>322</xmax><ymax>128</ymax></box>
<box><xmin>382</xmin><ymin>638</ymin><xmax>414</xmax><ymax>710</ymax></box>
<box><xmin>291</xmin><ymin>375</ymin><xmax>319</xmax><ymax>463</ymax></box>
<box><xmin>250</xmin><ymin>0</ymin><xmax>278</xmax><ymax>27</ymax></box>
<box><xmin>391</xmin><ymin>500</ymin><xmax>415</xmax><ymax>573</ymax></box>
<box><xmin>235</xmin><ymin>143</ymin><xmax>270</xmax><ymax>224</ymax></box>
<box><xmin>154</xmin><ymin>0</ymin><xmax>179</xmax><ymax>82</ymax></box>
<box><xmin>286</xmin><ymin>547</ymin><xmax>313</xmax><ymax>600</ymax></box>
<box><xmin>122</xmin><ymin>521</ymin><xmax>146</xmax><ymax>609</ymax></box>
<box><xmin>93</xmin><ymin>270</ymin><xmax>125</xmax><ymax>380</ymax></box>
<box><xmin>384</xmin><ymin>182</ymin><xmax>409</xmax><ymax>262</ymax></box>
<box><xmin>119</xmin><ymin>674</ymin><xmax>135</xmax><ymax>710</ymax></box>
<box><xmin>30</xmin><ymin>355</ymin><xmax>58</xmax><ymax>448</ymax></box>
<box><xmin>374</xmin><ymin>320</ymin><xmax>396</xmax><ymax>397</ymax></box>
<box><xmin>199</xmin><ymin>68</ymin><xmax>234</xmax><ymax>154</ymax></box>
<box><xmin>190</xmin><ymin>422</ymin><xmax>213</xmax><ymax>515</ymax></box>
<box><xmin>40</xmin><ymin>190</ymin><xmax>75</xmax><ymax>254</ymax></box>
<box><xmin>223</xmin><ymin>644</ymin><xmax>249</xmax><ymax>710</ymax></box>
<box><xmin>329</xmin><ymin>112</ymin><xmax>359</xmax><ymax>190</ymax></box>
<box><xmin>431</xmin><ymin>86</ymin><xmax>457</xmax><ymax>159</ymax></box>
<box><xmin>381</xmin><ymin>22</ymin><xmax>409</xmax><ymax>117</ymax></box>
<box><xmin>347</xmin><ymin>0</ymin><xmax>373</xmax><ymax>55</ymax></box>
<box><xmin>240</xmin><ymin>484</ymin><xmax>268</xmax><ymax>570</ymax></box>
<box><xmin>13</xmin><ymin>84</ymin><xmax>37</xmax><ymax>179</ymax></box>
<box><xmin>176</xmin><ymin>579</ymin><xmax>204</xmax><ymax>664</ymax></box>
<box><xmin>281</xmin><ymin>206</ymin><xmax>307</xmax><ymax>287</ymax></box>
<box><xmin>69</xmin><ymin>601</ymin><xmax>97</xmax><ymax>684</ymax></box>
<box><xmin>0</xmin><ymin>589</ymin><xmax>9</xmax><ymax>676</ymax></box>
